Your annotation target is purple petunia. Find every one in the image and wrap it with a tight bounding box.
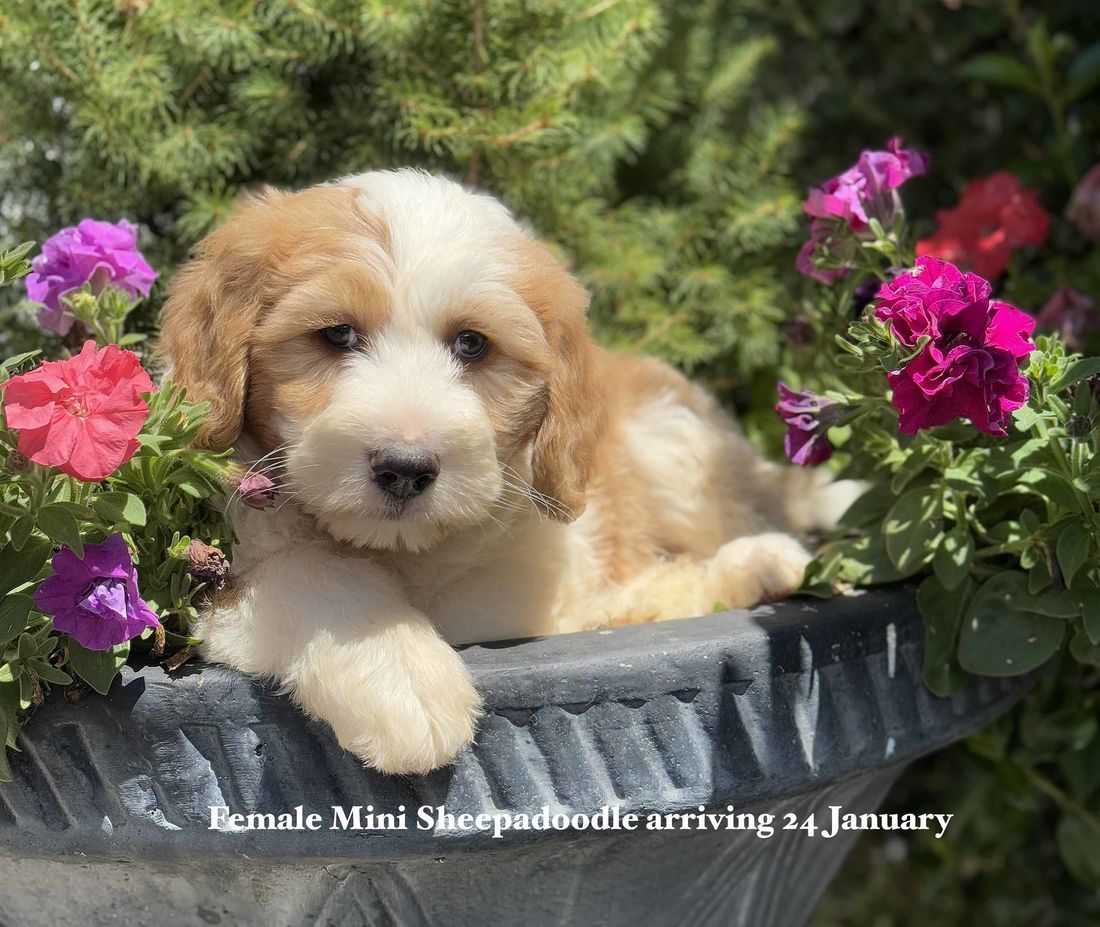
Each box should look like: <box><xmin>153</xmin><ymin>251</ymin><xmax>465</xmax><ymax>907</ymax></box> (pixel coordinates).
<box><xmin>873</xmin><ymin>257</ymin><xmax>1035</xmax><ymax>436</ymax></box>
<box><xmin>796</xmin><ymin>138</ymin><xmax>928</xmax><ymax>282</ymax></box>
<box><xmin>803</xmin><ymin>137</ymin><xmax>929</xmax><ymax>232</ymax></box>
<box><xmin>776</xmin><ymin>382</ymin><xmax>836</xmax><ymax>466</ymax></box>
<box><xmin>25</xmin><ymin>219</ymin><xmax>157</xmax><ymax>336</ymax></box>
<box><xmin>33</xmin><ymin>533</ymin><xmax>159</xmax><ymax>651</ymax></box>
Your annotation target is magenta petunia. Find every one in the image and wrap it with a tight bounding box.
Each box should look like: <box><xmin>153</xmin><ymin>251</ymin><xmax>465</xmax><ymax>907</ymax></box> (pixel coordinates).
<box><xmin>776</xmin><ymin>382</ymin><xmax>835</xmax><ymax>466</ymax></box>
<box><xmin>873</xmin><ymin>256</ymin><xmax>992</xmax><ymax>348</ymax></box>
<box><xmin>33</xmin><ymin>533</ymin><xmax>159</xmax><ymax>652</ymax></box>
<box><xmin>873</xmin><ymin>257</ymin><xmax>1034</xmax><ymax>436</ymax></box>
<box><xmin>888</xmin><ymin>343</ymin><xmax>1029</xmax><ymax>436</ymax></box>
<box><xmin>25</xmin><ymin>219</ymin><xmax>157</xmax><ymax>336</ymax></box>
<box><xmin>804</xmin><ymin>137</ymin><xmax>929</xmax><ymax>232</ymax></box>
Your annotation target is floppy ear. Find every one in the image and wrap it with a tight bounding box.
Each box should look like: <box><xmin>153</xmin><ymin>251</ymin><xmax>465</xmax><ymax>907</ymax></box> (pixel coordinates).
<box><xmin>156</xmin><ymin>191</ymin><xmax>281</xmax><ymax>450</ymax></box>
<box><xmin>516</xmin><ymin>240</ymin><xmax>606</xmax><ymax>522</ymax></box>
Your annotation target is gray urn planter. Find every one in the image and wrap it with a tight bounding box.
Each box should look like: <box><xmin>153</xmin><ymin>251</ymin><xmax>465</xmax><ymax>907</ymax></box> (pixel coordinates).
<box><xmin>0</xmin><ymin>586</ymin><xmax>1028</xmax><ymax>927</ymax></box>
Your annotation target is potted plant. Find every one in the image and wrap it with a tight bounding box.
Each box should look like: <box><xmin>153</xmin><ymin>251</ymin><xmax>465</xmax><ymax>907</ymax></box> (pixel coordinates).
<box><xmin>2</xmin><ymin>132</ymin><xmax>1096</xmax><ymax>924</ymax></box>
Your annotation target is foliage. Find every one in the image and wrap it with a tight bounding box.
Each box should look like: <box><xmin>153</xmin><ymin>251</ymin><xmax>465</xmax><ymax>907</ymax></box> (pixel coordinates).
<box><xmin>0</xmin><ymin>245</ymin><xmax>233</xmax><ymax>780</ymax></box>
<box><xmin>778</xmin><ymin>8</ymin><xmax>1100</xmax><ymax>920</ymax></box>
<box><xmin>0</xmin><ymin>0</ymin><xmax>803</xmax><ymax>391</ymax></box>
<box><xmin>0</xmin><ymin>0</ymin><xmax>1099</xmax><ymax>922</ymax></box>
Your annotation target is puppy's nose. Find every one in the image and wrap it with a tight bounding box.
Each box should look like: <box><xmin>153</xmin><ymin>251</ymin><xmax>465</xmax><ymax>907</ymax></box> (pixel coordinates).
<box><xmin>371</xmin><ymin>447</ymin><xmax>440</xmax><ymax>501</ymax></box>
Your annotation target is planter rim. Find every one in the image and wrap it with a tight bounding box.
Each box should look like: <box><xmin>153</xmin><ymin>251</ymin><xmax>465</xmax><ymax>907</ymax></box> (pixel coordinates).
<box><xmin>1</xmin><ymin>585</ymin><xmax>1029</xmax><ymax>862</ymax></box>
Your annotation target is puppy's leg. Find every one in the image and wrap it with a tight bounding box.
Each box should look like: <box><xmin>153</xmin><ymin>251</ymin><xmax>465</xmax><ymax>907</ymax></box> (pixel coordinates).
<box><xmin>197</xmin><ymin>545</ymin><xmax>481</xmax><ymax>775</ymax></box>
<box><xmin>558</xmin><ymin>532</ymin><xmax>811</xmax><ymax>632</ymax></box>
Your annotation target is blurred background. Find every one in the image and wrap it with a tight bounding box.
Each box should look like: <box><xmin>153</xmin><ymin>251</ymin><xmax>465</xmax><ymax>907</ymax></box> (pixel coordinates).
<box><xmin>1</xmin><ymin>1</ymin><xmax>1097</xmax><ymax>922</ymax></box>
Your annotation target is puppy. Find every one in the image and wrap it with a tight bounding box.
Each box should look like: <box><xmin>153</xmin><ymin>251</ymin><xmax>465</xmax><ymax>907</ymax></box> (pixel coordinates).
<box><xmin>159</xmin><ymin>170</ymin><xmax>838</xmax><ymax>775</ymax></box>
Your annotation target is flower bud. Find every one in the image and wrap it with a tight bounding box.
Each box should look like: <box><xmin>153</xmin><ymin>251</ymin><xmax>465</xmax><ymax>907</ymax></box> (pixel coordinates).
<box><xmin>185</xmin><ymin>539</ymin><xmax>231</xmax><ymax>589</ymax></box>
<box><xmin>782</xmin><ymin>315</ymin><xmax>815</xmax><ymax>347</ymax></box>
<box><xmin>1066</xmin><ymin>416</ymin><xmax>1091</xmax><ymax>439</ymax></box>
<box><xmin>5</xmin><ymin>449</ymin><xmax>30</xmax><ymax>475</ymax></box>
<box><xmin>1067</xmin><ymin>164</ymin><xmax>1100</xmax><ymax>241</ymax></box>
<box><xmin>238</xmin><ymin>472</ymin><xmax>278</xmax><ymax>509</ymax></box>
<box><xmin>1036</xmin><ymin>286</ymin><xmax>1097</xmax><ymax>353</ymax></box>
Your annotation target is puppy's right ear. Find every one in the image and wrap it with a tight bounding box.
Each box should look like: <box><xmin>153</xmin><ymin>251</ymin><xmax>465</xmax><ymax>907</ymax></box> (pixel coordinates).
<box><xmin>157</xmin><ymin>191</ymin><xmax>280</xmax><ymax>450</ymax></box>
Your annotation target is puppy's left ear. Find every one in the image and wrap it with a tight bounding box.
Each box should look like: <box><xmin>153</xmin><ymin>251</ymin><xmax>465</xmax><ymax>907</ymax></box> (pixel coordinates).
<box><xmin>517</xmin><ymin>240</ymin><xmax>606</xmax><ymax>522</ymax></box>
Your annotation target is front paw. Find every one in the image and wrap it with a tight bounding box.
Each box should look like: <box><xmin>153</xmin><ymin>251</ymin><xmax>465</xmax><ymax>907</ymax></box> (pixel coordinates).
<box><xmin>342</xmin><ymin>663</ymin><xmax>482</xmax><ymax>776</ymax></box>
<box><xmin>309</xmin><ymin>629</ymin><xmax>482</xmax><ymax>776</ymax></box>
<box><xmin>707</xmin><ymin>532</ymin><xmax>811</xmax><ymax>609</ymax></box>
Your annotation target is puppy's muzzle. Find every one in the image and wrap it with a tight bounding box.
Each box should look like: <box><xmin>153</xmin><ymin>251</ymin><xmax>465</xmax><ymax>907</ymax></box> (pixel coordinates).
<box><xmin>371</xmin><ymin>446</ymin><xmax>440</xmax><ymax>501</ymax></box>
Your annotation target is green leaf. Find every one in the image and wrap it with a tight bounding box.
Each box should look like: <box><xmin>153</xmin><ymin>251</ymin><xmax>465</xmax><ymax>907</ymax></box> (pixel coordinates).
<box><xmin>1083</xmin><ymin>590</ymin><xmax>1100</xmax><ymax>645</ymax></box>
<box><xmin>10</xmin><ymin>515</ymin><xmax>33</xmax><ymax>552</ymax></box>
<box><xmin>136</xmin><ymin>433</ymin><xmax>171</xmax><ymax>452</ymax></box>
<box><xmin>1012</xmin><ymin>405</ymin><xmax>1043</xmax><ymax>431</ymax></box>
<box><xmin>29</xmin><ymin>662</ymin><xmax>72</xmax><ymax>686</ymax></box>
<box><xmin>36</xmin><ymin>504</ymin><xmax>84</xmax><ymax>558</ymax></box>
<box><xmin>959</xmin><ymin>52</ymin><xmax>1038</xmax><ymax>93</ymax></box>
<box><xmin>1057</xmin><ymin>814</ymin><xmax>1100</xmax><ymax>889</ymax></box>
<box><xmin>1019</xmin><ymin>469</ymin><xmax>1082</xmax><ymax>512</ymax></box>
<box><xmin>958</xmin><ymin>572</ymin><xmax>1064</xmax><ymax>676</ymax></box>
<box><xmin>92</xmin><ymin>492</ymin><xmax>147</xmax><ymax>527</ymax></box>
<box><xmin>1057</xmin><ymin>523</ymin><xmax>1091</xmax><ymax>588</ymax></box>
<box><xmin>0</xmin><ymin>681</ymin><xmax>19</xmax><ymax>782</ymax></box>
<box><xmin>16</xmin><ymin>633</ymin><xmax>34</xmax><ymax>660</ymax></box>
<box><xmin>0</xmin><ymin>350</ymin><xmax>41</xmax><ymax>379</ymax></box>
<box><xmin>66</xmin><ymin>640</ymin><xmax>129</xmax><ymax>696</ymax></box>
<box><xmin>1021</xmin><ymin>587</ymin><xmax>1085</xmax><ymax>618</ymax></box>
<box><xmin>838</xmin><ymin>481</ymin><xmax>896</xmax><ymax>528</ymax></box>
<box><xmin>1070</xmin><ymin>629</ymin><xmax>1100</xmax><ymax>667</ymax></box>
<box><xmin>932</xmin><ymin>529</ymin><xmax>974</xmax><ymax>591</ymax></box>
<box><xmin>918</xmin><ymin>574</ymin><xmax>973</xmax><ymax>696</ymax></box>
<box><xmin>1029</xmin><ymin>559</ymin><xmax>1052</xmax><ymax>594</ymax></box>
<box><xmin>0</xmin><ymin>536</ymin><xmax>53</xmax><ymax>597</ymax></box>
<box><xmin>884</xmin><ymin>488</ymin><xmax>941</xmax><ymax>573</ymax></box>
<box><xmin>1049</xmin><ymin>357</ymin><xmax>1100</xmax><ymax>393</ymax></box>
<box><xmin>1067</xmin><ymin>42</ymin><xmax>1100</xmax><ymax>101</ymax></box>
<box><xmin>168</xmin><ymin>471</ymin><xmax>214</xmax><ymax>498</ymax></box>
<box><xmin>890</xmin><ymin>443</ymin><xmax>939</xmax><ymax>494</ymax></box>
<box><xmin>814</xmin><ymin>533</ymin><xmax>922</xmax><ymax>586</ymax></box>
<box><xmin>0</xmin><ymin>595</ymin><xmax>33</xmax><ymax>646</ymax></box>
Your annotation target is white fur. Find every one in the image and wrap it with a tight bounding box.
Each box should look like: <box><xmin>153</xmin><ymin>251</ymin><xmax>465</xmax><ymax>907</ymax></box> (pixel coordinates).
<box><xmin>190</xmin><ymin>170</ymin><xmax>819</xmax><ymax>775</ymax></box>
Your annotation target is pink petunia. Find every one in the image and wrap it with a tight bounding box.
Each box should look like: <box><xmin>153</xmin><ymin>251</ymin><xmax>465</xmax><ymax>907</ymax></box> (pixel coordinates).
<box><xmin>1</xmin><ymin>341</ymin><xmax>155</xmax><ymax>481</ymax></box>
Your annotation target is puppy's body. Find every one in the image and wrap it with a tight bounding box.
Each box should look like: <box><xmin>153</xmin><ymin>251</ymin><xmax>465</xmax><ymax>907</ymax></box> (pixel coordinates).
<box><xmin>160</xmin><ymin>170</ymin><xmax>833</xmax><ymax>775</ymax></box>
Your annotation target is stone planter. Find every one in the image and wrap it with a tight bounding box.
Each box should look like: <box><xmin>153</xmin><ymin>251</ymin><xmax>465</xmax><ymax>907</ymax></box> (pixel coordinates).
<box><xmin>0</xmin><ymin>586</ymin><xmax>1028</xmax><ymax>927</ymax></box>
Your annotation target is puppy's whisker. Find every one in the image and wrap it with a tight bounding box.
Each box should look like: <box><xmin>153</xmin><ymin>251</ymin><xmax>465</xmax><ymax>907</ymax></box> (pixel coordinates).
<box><xmin>498</xmin><ymin>469</ymin><xmax>573</xmax><ymax>521</ymax></box>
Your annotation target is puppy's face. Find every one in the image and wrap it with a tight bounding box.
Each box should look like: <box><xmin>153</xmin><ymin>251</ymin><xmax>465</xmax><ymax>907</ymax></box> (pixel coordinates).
<box><xmin>159</xmin><ymin>171</ymin><xmax>603</xmax><ymax>551</ymax></box>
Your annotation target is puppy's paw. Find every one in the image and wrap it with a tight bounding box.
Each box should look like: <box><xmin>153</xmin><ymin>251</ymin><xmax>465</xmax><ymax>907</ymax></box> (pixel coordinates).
<box><xmin>294</xmin><ymin>625</ymin><xmax>482</xmax><ymax>776</ymax></box>
<box><xmin>338</xmin><ymin>637</ymin><xmax>482</xmax><ymax>776</ymax></box>
<box><xmin>342</xmin><ymin>664</ymin><xmax>482</xmax><ymax>776</ymax></box>
<box><xmin>707</xmin><ymin>532</ymin><xmax>811</xmax><ymax>609</ymax></box>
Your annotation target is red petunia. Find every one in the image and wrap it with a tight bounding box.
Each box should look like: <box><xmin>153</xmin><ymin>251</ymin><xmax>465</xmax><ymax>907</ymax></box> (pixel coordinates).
<box><xmin>1</xmin><ymin>341</ymin><xmax>154</xmax><ymax>481</ymax></box>
<box><xmin>916</xmin><ymin>172</ymin><xmax>1050</xmax><ymax>279</ymax></box>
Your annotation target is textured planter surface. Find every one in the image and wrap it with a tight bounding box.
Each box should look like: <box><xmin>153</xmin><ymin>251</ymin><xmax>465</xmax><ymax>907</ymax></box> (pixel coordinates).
<box><xmin>1</xmin><ymin>586</ymin><xmax>1029</xmax><ymax>927</ymax></box>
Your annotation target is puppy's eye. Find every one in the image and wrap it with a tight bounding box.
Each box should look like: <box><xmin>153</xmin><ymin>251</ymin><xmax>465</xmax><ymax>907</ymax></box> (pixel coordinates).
<box><xmin>321</xmin><ymin>325</ymin><xmax>359</xmax><ymax>349</ymax></box>
<box><xmin>452</xmin><ymin>330</ymin><xmax>489</xmax><ymax>361</ymax></box>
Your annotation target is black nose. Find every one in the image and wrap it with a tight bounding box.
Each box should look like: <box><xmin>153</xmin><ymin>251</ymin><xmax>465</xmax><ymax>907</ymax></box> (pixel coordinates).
<box><xmin>371</xmin><ymin>447</ymin><xmax>440</xmax><ymax>501</ymax></box>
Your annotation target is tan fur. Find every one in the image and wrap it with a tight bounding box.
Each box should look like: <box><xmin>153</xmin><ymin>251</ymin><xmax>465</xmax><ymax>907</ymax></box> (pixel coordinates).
<box><xmin>157</xmin><ymin>185</ymin><xmax>366</xmax><ymax>449</ymax></box>
<box><xmin>512</xmin><ymin>238</ymin><xmax>606</xmax><ymax>520</ymax></box>
<box><xmin>159</xmin><ymin>170</ymin><xmax>845</xmax><ymax>775</ymax></box>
